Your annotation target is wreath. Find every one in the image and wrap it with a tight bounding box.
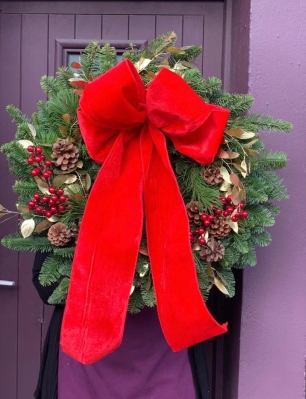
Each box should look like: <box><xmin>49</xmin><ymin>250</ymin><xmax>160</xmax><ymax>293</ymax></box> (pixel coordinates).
<box><xmin>1</xmin><ymin>32</ymin><xmax>291</xmax><ymax>362</ymax></box>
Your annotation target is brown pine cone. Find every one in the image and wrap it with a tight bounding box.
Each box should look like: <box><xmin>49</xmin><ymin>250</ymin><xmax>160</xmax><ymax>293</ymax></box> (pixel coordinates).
<box><xmin>208</xmin><ymin>216</ymin><xmax>231</xmax><ymax>238</ymax></box>
<box><xmin>186</xmin><ymin>201</ymin><xmax>202</xmax><ymax>226</ymax></box>
<box><xmin>47</xmin><ymin>222</ymin><xmax>72</xmax><ymax>247</ymax></box>
<box><xmin>199</xmin><ymin>237</ymin><xmax>225</xmax><ymax>262</ymax></box>
<box><xmin>51</xmin><ymin>139</ymin><xmax>79</xmax><ymax>171</ymax></box>
<box><xmin>201</xmin><ymin>166</ymin><xmax>223</xmax><ymax>186</ymax></box>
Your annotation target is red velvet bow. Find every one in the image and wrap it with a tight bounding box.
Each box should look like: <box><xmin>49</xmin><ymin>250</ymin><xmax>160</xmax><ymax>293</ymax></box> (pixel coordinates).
<box><xmin>60</xmin><ymin>59</ymin><xmax>229</xmax><ymax>364</ymax></box>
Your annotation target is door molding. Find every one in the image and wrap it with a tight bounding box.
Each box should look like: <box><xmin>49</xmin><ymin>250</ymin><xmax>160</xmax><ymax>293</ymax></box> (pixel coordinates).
<box><xmin>55</xmin><ymin>39</ymin><xmax>148</xmax><ymax>69</ymax></box>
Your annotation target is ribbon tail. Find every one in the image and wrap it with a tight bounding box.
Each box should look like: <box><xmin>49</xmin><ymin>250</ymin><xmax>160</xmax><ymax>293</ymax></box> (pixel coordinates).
<box><xmin>145</xmin><ymin>126</ymin><xmax>227</xmax><ymax>352</ymax></box>
<box><xmin>60</xmin><ymin>133</ymin><xmax>144</xmax><ymax>364</ymax></box>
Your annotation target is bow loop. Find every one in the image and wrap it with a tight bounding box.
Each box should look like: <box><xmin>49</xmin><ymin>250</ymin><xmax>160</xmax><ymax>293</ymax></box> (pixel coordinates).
<box><xmin>147</xmin><ymin>67</ymin><xmax>229</xmax><ymax>164</ymax></box>
<box><xmin>78</xmin><ymin>60</ymin><xmax>147</xmax><ymax>163</ymax></box>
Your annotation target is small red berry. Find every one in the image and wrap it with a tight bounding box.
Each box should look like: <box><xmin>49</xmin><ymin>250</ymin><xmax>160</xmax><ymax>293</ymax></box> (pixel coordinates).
<box><xmin>239</xmin><ymin>202</ymin><xmax>245</xmax><ymax>208</ymax></box>
<box><xmin>208</xmin><ymin>215</ymin><xmax>215</xmax><ymax>222</ymax></box>
<box><xmin>204</xmin><ymin>220</ymin><xmax>211</xmax><ymax>227</ymax></box>
<box><xmin>198</xmin><ymin>227</ymin><xmax>205</xmax><ymax>234</ymax></box>
<box><xmin>42</xmin><ymin>210</ymin><xmax>47</xmax><ymax>216</ymax></box>
<box><xmin>43</xmin><ymin>172</ymin><xmax>50</xmax><ymax>179</ymax></box>
<box><xmin>42</xmin><ymin>196</ymin><xmax>49</xmax><ymax>203</ymax></box>
<box><xmin>226</xmin><ymin>195</ymin><xmax>232</xmax><ymax>202</ymax></box>
<box><xmin>40</xmin><ymin>154</ymin><xmax>46</xmax><ymax>161</ymax></box>
<box><xmin>46</xmin><ymin>170</ymin><xmax>53</xmax><ymax>177</ymax></box>
<box><xmin>231</xmin><ymin>216</ymin><xmax>238</xmax><ymax>222</ymax></box>
<box><xmin>235</xmin><ymin>212</ymin><xmax>241</xmax><ymax>218</ymax></box>
<box><xmin>57</xmin><ymin>188</ymin><xmax>64</xmax><ymax>195</ymax></box>
<box><xmin>35</xmin><ymin>206</ymin><xmax>43</xmax><ymax>214</ymax></box>
<box><xmin>27</xmin><ymin>146</ymin><xmax>34</xmax><ymax>152</ymax></box>
<box><xmin>226</xmin><ymin>206</ymin><xmax>234</xmax><ymax>213</ymax></box>
<box><xmin>50</xmin><ymin>195</ymin><xmax>58</xmax><ymax>201</ymax></box>
<box><xmin>31</xmin><ymin>169</ymin><xmax>39</xmax><ymax>176</ymax></box>
<box><xmin>27</xmin><ymin>158</ymin><xmax>34</xmax><ymax>164</ymax></box>
<box><xmin>35</xmin><ymin>146</ymin><xmax>43</xmax><ymax>154</ymax></box>
<box><xmin>28</xmin><ymin>200</ymin><xmax>35</xmax><ymax>208</ymax></box>
<box><xmin>45</xmin><ymin>211</ymin><xmax>53</xmax><ymax>218</ymax></box>
<box><xmin>33</xmin><ymin>193</ymin><xmax>40</xmax><ymax>200</ymax></box>
<box><xmin>200</xmin><ymin>214</ymin><xmax>207</xmax><ymax>221</ymax></box>
<box><xmin>220</xmin><ymin>197</ymin><xmax>227</xmax><ymax>203</ymax></box>
<box><xmin>49</xmin><ymin>199</ymin><xmax>55</xmax><ymax>206</ymax></box>
<box><xmin>241</xmin><ymin>210</ymin><xmax>249</xmax><ymax>218</ymax></box>
<box><xmin>59</xmin><ymin>195</ymin><xmax>67</xmax><ymax>202</ymax></box>
<box><xmin>223</xmin><ymin>211</ymin><xmax>229</xmax><ymax>217</ymax></box>
<box><xmin>45</xmin><ymin>160</ymin><xmax>52</xmax><ymax>167</ymax></box>
<box><xmin>35</xmin><ymin>156</ymin><xmax>42</xmax><ymax>163</ymax></box>
<box><xmin>49</xmin><ymin>187</ymin><xmax>56</xmax><ymax>194</ymax></box>
<box><xmin>50</xmin><ymin>206</ymin><xmax>57</xmax><ymax>214</ymax></box>
<box><xmin>214</xmin><ymin>208</ymin><xmax>222</xmax><ymax>216</ymax></box>
<box><xmin>198</xmin><ymin>238</ymin><xmax>206</xmax><ymax>245</ymax></box>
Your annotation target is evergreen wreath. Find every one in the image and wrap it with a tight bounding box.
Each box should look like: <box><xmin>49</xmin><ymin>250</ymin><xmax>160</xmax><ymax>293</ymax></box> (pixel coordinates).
<box><xmin>1</xmin><ymin>32</ymin><xmax>291</xmax><ymax>312</ymax></box>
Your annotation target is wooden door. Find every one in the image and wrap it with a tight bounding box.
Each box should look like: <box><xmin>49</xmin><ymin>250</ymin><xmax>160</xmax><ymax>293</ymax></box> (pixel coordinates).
<box><xmin>0</xmin><ymin>2</ymin><xmax>226</xmax><ymax>398</ymax></box>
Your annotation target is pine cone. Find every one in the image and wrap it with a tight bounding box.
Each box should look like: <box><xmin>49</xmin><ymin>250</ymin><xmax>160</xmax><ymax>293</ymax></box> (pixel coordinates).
<box><xmin>51</xmin><ymin>139</ymin><xmax>79</xmax><ymax>171</ymax></box>
<box><xmin>201</xmin><ymin>166</ymin><xmax>223</xmax><ymax>186</ymax></box>
<box><xmin>208</xmin><ymin>216</ymin><xmax>231</xmax><ymax>238</ymax></box>
<box><xmin>199</xmin><ymin>238</ymin><xmax>225</xmax><ymax>262</ymax></box>
<box><xmin>47</xmin><ymin>222</ymin><xmax>72</xmax><ymax>247</ymax></box>
<box><xmin>186</xmin><ymin>201</ymin><xmax>202</xmax><ymax>226</ymax></box>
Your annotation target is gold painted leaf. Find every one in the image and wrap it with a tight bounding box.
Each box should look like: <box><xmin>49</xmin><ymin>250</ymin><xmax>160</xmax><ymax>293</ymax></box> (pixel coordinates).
<box><xmin>240</xmin><ymin>159</ymin><xmax>248</xmax><ymax>178</ymax></box>
<box><xmin>53</xmin><ymin>174</ymin><xmax>77</xmax><ymax>187</ymax></box>
<box><xmin>28</xmin><ymin>123</ymin><xmax>37</xmax><ymax>138</ymax></box>
<box><xmin>230</xmin><ymin>173</ymin><xmax>240</xmax><ymax>186</ymax></box>
<box><xmin>245</xmin><ymin>148</ymin><xmax>260</xmax><ymax>156</ymax></box>
<box><xmin>220</xmin><ymin>166</ymin><xmax>232</xmax><ymax>184</ymax></box>
<box><xmin>192</xmin><ymin>243</ymin><xmax>201</xmax><ymax>251</ymax></box>
<box><xmin>139</xmin><ymin>247</ymin><xmax>149</xmax><ymax>256</ymax></box>
<box><xmin>216</xmin><ymin>149</ymin><xmax>230</xmax><ymax>159</ymax></box>
<box><xmin>59</xmin><ymin>125</ymin><xmax>68</xmax><ymax>137</ymax></box>
<box><xmin>180</xmin><ymin>61</ymin><xmax>198</xmax><ymax>69</ymax></box>
<box><xmin>70</xmin><ymin>61</ymin><xmax>81</xmax><ymax>69</ymax></box>
<box><xmin>232</xmin><ymin>162</ymin><xmax>247</xmax><ymax>174</ymax></box>
<box><xmin>35</xmin><ymin>219</ymin><xmax>53</xmax><ymax>233</ymax></box>
<box><xmin>167</xmin><ymin>46</ymin><xmax>185</xmax><ymax>54</ymax></box>
<box><xmin>244</xmin><ymin>139</ymin><xmax>258</xmax><ymax>148</ymax></box>
<box><xmin>214</xmin><ymin>277</ymin><xmax>229</xmax><ymax>295</ymax></box>
<box><xmin>62</xmin><ymin>114</ymin><xmax>71</xmax><ymax>124</ymax></box>
<box><xmin>21</xmin><ymin>219</ymin><xmax>35</xmax><ymax>238</ymax></box>
<box><xmin>16</xmin><ymin>204</ymin><xmax>30</xmax><ymax>214</ymax></box>
<box><xmin>76</xmin><ymin>160</ymin><xmax>83</xmax><ymax>169</ymax></box>
<box><xmin>17</xmin><ymin>139</ymin><xmax>34</xmax><ymax>149</ymax></box>
<box><xmin>206</xmin><ymin>262</ymin><xmax>214</xmax><ymax>279</ymax></box>
<box><xmin>85</xmin><ymin>174</ymin><xmax>91</xmax><ymax>191</ymax></box>
<box><xmin>239</xmin><ymin>131</ymin><xmax>256</xmax><ymax>140</ymax></box>
<box><xmin>0</xmin><ymin>204</ymin><xmax>4</xmax><ymax>211</ymax></box>
<box><xmin>219</xmin><ymin>180</ymin><xmax>231</xmax><ymax>191</ymax></box>
<box><xmin>47</xmin><ymin>215</ymin><xmax>60</xmax><ymax>222</ymax></box>
<box><xmin>226</xmin><ymin>151</ymin><xmax>240</xmax><ymax>159</ymax></box>
<box><xmin>230</xmin><ymin>186</ymin><xmax>241</xmax><ymax>205</ymax></box>
<box><xmin>226</xmin><ymin>128</ymin><xmax>244</xmax><ymax>137</ymax></box>
<box><xmin>228</xmin><ymin>219</ymin><xmax>238</xmax><ymax>233</ymax></box>
<box><xmin>34</xmin><ymin>176</ymin><xmax>50</xmax><ymax>194</ymax></box>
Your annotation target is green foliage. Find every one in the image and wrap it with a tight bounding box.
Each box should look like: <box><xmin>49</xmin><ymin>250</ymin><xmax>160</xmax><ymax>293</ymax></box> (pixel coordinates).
<box><xmin>48</xmin><ymin>277</ymin><xmax>69</xmax><ymax>305</ymax></box>
<box><xmin>1</xmin><ymin>234</ymin><xmax>53</xmax><ymax>252</ymax></box>
<box><xmin>1</xmin><ymin>35</ymin><xmax>291</xmax><ymax>310</ymax></box>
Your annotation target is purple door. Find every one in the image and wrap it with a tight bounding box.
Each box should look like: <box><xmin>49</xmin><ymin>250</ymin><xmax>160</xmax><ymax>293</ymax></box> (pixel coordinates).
<box><xmin>0</xmin><ymin>2</ymin><xmax>226</xmax><ymax>398</ymax></box>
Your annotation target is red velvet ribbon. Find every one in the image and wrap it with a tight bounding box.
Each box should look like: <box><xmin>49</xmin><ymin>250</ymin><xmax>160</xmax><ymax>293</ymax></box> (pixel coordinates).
<box><xmin>60</xmin><ymin>59</ymin><xmax>230</xmax><ymax>364</ymax></box>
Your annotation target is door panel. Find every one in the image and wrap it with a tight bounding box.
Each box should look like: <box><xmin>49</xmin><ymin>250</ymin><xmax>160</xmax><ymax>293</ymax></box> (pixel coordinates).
<box><xmin>0</xmin><ymin>2</ymin><xmax>226</xmax><ymax>398</ymax></box>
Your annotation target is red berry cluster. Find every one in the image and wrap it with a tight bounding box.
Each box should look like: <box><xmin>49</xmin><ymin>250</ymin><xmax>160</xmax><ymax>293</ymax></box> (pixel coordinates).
<box><xmin>28</xmin><ymin>187</ymin><xmax>67</xmax><ymax>218</ymax></box>
<box><xmin>27</xmin><ymin>145</ymin><xmax>53</xmax><ymax>180</ymax></box>
<box><xmin>216</xmin><ymin>196</ymin><xmax>248</xmax><ymax>222</ymax></box>
<box><xmin>190</xmin><ymin>196</ymin><xmax>249</xmax><ymax>246</ymax></box>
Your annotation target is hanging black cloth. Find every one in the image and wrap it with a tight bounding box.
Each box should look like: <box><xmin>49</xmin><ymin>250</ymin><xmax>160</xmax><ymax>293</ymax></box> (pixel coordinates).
<box><xmin>32</xmin><ymin>252</ymin><xmax>210</xmax><ymax>399</ymax></box>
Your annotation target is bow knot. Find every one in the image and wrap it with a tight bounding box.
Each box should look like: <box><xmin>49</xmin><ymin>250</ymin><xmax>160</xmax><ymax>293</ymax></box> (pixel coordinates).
<box><xmin>61</xmin><ymin>59</ymin><xmax>229</xmax><ymax>364</ymax></box>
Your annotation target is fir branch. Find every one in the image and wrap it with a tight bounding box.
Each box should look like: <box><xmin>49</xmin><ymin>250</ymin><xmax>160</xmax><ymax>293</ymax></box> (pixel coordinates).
<box><xmin>1</xmin><ymin>234</ymin><xmax>53</xmax><ymax>252</ymax></box>
<box><xmin>232</xmin><ymin>114</ymin><xmax>292</xmax><ymax>132</ymax></box>
<box><xmin>40</xmin><ymin>75</ymin><xmax>60</xmax><ymax>97</ymax></box>
<box><xmin>48</xmin><ymin>277</ymin><xmax>69</xmax><ymax>305</ymax></box>
<box><xmin>98</xmin><ymin>44</ymin><xmax>118</xmax><ymax>74</ymax></box>
<box><xmin>53</xmin><ymin>246</ymin><xmax>75</xmax><ymax>258</ymax></box>
<box><xmin>6</xmin><ymin>105</ymin><xmax>30</xmax><ymax>124</ymax></box>
<box><xmin>128</xmin><ymin>288</ymin><xmax>144</xmax><ymax>314</ymax></box>
<box><xmin>184</xmin><ymin>70</ymin><xmax>222</xmax><ymax>100</ymax></box>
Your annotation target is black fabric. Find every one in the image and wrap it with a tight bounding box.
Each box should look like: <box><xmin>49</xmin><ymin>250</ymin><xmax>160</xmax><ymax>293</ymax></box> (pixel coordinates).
<box><xmin>188</xmin><ymin>343</ymin><xmax>210</xmax><ymax>399</ymax></box>
<box><xmin>32</xmin><ymin>252</ymin><xmax>210</xmax><ymax>399</ymax></box>
<box><xmin>32</xmin><ymin>252</ymin><xmax>64</xmax><ymax>399</ymax></box>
